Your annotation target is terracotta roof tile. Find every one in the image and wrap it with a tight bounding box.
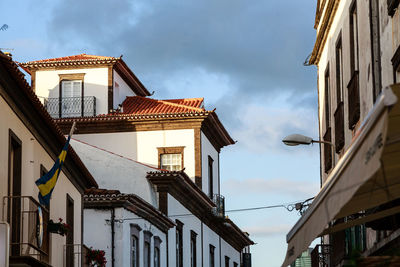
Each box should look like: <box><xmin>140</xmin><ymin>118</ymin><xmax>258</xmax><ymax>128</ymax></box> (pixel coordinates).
<box><xmin>122</xmin><ymin>96</ymin><xmax>205</xmax><ymax>115</ymax></box>
<box><xmin>25</xmin><ymin>54</ymin><xmax>117</xmax><ymax>63</ymax></box>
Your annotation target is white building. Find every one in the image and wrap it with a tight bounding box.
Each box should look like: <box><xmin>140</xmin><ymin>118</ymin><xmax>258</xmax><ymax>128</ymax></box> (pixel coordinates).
<box><xmin>0</xmin><ymin>52</ymin><xmax>98</xmax><ymax>267</ymax></box>
<box><xmin>21</xmin><ymin>54</ymin><xmax>254</xmax><ymax>267</ymax></box>
<box><xmin>283</xmin><ymin>1</ymin><xmax>400</xmax><ymax>266</ymax></box>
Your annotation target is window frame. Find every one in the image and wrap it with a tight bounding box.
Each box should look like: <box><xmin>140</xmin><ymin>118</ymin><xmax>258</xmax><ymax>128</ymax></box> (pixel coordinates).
<box><xmin>208</xmin><ymin>156</ymin><xmax>214</xmax><ymax>199</ymax></box>
<box><xmin>143</xmin><ymin>231</ymin><xmax>152</xmax><ymax>267</ymax></box>
<box><xmin>209</xmin><ymin>245</ymin><xmax>215</xmax><ymax>267</ymax></box>
<box><xmin>154</xmin><ymin>236</ymin><xmax>162</xmax><ymax>267</ymax></box>
<box><xmin>157</xmin><ymin>147</ymin><xmax>185</xmax><ymax>171</ymax></box>
<box><xmin>190</xmin><ymin>230</ymin><xmax>197</xmax><ymax>267</ymax></box>
<box><xmin>58</xmin><ymin>73</ymin><xmax>85</xmax><ymax>118</ymax></box>
<box><xmin>130</xmin><ymin>224</ymin><xmax>142</xmax><ymax>267</ymax></box>
<box><xmin>176</xmin><ymin>220</ymin><xmax>183</xmax><ymax>267</ymax></box>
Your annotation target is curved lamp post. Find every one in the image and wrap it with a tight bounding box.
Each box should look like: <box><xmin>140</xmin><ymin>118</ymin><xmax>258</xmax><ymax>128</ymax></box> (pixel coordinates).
<box><xmin>282</xmin><ymin>134</ymin><xmax>335</xmax><ymax>164</ymax></box>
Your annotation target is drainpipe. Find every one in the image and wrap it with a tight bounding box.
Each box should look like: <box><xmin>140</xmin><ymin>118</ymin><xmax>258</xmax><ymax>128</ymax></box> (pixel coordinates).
<box><xmin>111</xmin><ymin>208</ymin><xmax>115</xmax><ymax>267</ymax></box>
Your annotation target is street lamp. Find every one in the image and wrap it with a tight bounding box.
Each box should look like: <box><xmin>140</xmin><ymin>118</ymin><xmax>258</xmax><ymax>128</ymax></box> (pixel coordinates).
<box><xmin>282</xmin><ymin>134</ymin><xmax>333</xmax><ymax>146</ymax></box>
<box><xmin>282</xmin><ymin>134</ymin><xmax>335</xmax><ymax>165</ymax></box>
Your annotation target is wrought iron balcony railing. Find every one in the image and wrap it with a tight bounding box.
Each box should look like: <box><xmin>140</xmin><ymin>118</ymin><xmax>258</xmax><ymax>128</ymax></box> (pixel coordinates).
<box><xmin>44</xmin><ymin>96</ymin><xmax>96</xmax><ymax>118</ymax></box>
<box><xmin>212</xmin><ymin>194</ymin><xmax>225</xmax><ymax>218</ymax></box>
<box><xmin>311</xmin><ymin>244</ymin><xmax>331</xmax><ymax>267</ymax></box>
<box><xmin>1</xmin><ymin>196</ymin><xmax>50</xmax><ymax>264</ymax></box>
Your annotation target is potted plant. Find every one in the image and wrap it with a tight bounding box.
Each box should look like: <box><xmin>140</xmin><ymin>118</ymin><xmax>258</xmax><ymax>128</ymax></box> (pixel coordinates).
<box><xmin>86</xmin><ymin>247</ymin><xmax>107</xmax><ymax>267</ymax></box>
<box><xmin>48</xmin><ymin>218</ymin><xmax>70</xmax><ymax>236</ymax></box>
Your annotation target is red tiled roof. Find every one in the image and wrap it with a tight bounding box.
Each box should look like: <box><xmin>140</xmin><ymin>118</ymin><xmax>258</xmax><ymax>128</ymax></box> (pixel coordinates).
<box><xmin>122</xmin><ymin>96</ymin><xmax>205</xmax><ymax>115</ymax></box>
<box><xmin>25</xmin><ymin>54</ymin><xmax>117</xmax><ymax>63</ymax></box>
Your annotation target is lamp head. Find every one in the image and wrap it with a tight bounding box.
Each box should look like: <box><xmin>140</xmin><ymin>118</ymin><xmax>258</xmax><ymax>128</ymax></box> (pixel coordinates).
<box><xmin>282</xmin><ymin>134</ymin><xmax>313</xmax><ymax>146</ymax></box>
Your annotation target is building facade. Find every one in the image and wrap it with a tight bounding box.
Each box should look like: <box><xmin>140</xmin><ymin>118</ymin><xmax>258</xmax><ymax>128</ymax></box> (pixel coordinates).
<box><xmin>283</xmin><ymin>1</ymin><xmax>400</xmax><ymax>266</ymax></box>
<box><xmin>21</xmin><ymin>54</ymin><xmax>253</xmax><ymax>267</ymax></box>
<box><xmin>0</xmin><ymin>52</ymin><xmax>98</xmax><ymax>267</ymax></box>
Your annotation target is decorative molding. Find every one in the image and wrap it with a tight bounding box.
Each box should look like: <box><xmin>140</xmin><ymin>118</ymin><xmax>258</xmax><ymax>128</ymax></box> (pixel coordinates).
<box><xmin>310</xmin><ymin>0</ymin><xmax>341</xmax><ymax>65</ymax></box>
<box><xmin>58</xmin><ymin>73</ymin><xmax>86</xmax><ymax>80</ymax></box>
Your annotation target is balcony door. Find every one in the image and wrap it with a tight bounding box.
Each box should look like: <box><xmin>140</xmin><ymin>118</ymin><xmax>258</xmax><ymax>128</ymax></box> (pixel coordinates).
<box><xmin>61</xmin><ymin>80</ymin><xmax>82</xmax><ymax>118</ymax></box>
<box><xmin>8</xmin><ymin>130</ymin><xmax>22</xmax><ymax>256</ymax></box>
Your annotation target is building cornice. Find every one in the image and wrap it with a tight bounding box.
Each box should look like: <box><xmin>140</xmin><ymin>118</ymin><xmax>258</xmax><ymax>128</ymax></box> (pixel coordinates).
<box><xmin>310</xmin><ymin>0</ymin><xmax>341</xmax><ymax>65</ymax></box>
<box><xmin>84</xmin><ymin>192</ymin><xmax>175</xmax><ymax>233</ymax></box>
<box><xmin>146</xmin><ymin>170</ymin><xmax>253</xmax><ymax>251</ymax></box>
<box><xmin>54</xmin><ymin>111</ymin><xmax>235</xmax><ymax>151</ymax></box>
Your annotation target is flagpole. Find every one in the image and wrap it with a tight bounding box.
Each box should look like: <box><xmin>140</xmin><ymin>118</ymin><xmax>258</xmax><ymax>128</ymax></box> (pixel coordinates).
<box><xmin>69</xmin><ymin>121</ymin><xmax>77</xmax><ymax>138</ymax></box>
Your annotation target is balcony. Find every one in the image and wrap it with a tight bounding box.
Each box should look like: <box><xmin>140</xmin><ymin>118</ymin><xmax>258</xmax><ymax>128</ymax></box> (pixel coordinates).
<box><xmin>212</xmin><ymin>194</ymin><xmax>225</xmax><ymax>218</ymax></box>
<box><xmin>323</xmin><ymin>127</ymin><xmax>332</xmax><ymax>173</ymax></box>
<box><xmin>2</xmin><ymin>196</ymin><xmax>50</xmax><ymax>266</ymax></box>
<box><xmin>311</xmin><ymin>244</ymin><xmax>331</xmax><ymax>267</ymax></box>
<box><xmin>347</xmin><ymin>71</ymin><xmax>360</xmax><ymax>130</ymax></box>
<box><xmin>44</xmin><ymin>96</ymin><xmax>96</xmax><ymax>118</ymax></box>
<box><xmin>334</xmin><ymin>101</ymin><xmax>345</xmax><ymax>152</ymax></box>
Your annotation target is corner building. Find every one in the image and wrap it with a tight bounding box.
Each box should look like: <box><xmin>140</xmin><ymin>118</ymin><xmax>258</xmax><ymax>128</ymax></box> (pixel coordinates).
<box><xmin>21</xmin><ymin>54</ymin><xmax>253</xmax><ymax>267</ymax></box>
<box><xmin>283</xmin><ymin>1</ymin><xmax>400</xmax><ymax>266</ymax></box>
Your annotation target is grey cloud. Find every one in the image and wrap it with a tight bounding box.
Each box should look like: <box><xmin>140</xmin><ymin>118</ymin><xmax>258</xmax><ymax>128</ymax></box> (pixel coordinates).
<box><xmin>47</xmin><ymin>0</ymin><xmax>317</xmax><ymax>96</ymax></box>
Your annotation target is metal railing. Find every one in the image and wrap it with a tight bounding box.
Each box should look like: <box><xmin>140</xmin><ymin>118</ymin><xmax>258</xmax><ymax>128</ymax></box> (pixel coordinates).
<box><xmin>212</xmin><ymin>194</ymin><xmax>225</xmax><ymax>218</ymax></box>
<box><xmin>311</xmin><ymin>244</ymin><xmax>331</xmax><ymax>267</ymax></box>
<box><xmin>1</xmin><ymin>196</ymin><xmax>50</xmax><ymax>263</ymax></box>
<box><xmin>63</xmin><ymin>244</ymin><xmax>90</xmax><ymax>267</ymax></box>
<box><xmin>44</xmin><ymin>96</ymin><xmax>96</xmax><ymax>118</ymax></box>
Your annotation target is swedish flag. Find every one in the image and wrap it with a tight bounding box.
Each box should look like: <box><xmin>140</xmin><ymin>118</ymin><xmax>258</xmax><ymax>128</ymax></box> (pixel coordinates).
<box><xmin>35</xmin><ymin>135</ymin><xmax>71</xmax><ymax>206</ymax></box>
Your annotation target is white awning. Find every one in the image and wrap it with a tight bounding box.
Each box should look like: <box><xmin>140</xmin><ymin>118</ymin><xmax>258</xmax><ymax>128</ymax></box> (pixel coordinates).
<box><xmin>282</xmin><ymin>85</ymin><xmax>400</xmax><ymax>267</ymax></box>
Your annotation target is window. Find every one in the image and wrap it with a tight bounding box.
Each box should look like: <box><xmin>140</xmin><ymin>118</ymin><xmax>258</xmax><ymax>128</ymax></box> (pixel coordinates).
<box><xmin>324</xmin><ymin>65</ymin><xmax>333</xmax><ymax>173</ymax></box>
<box><xmin>233</xmin><ymin>262</ymin><xmax>238</xmax><ymax>267</ymax></box>
<box><xmin>208</xmin><ymin>156</ymin><xmax>214</xmax><ymax>198</ymax></box>
<box><xmin>158</xmin><ymin>147</ymin><xmax>184</xmax><ymax>171</ymax></box>
<box><xmin>8</xmin><ymin>130</ymin><xmax>22</xmax><ymax>256</ymax></box>
<box><xmin>143</xmin><ymin>231</ymin><xmax>152</xmax><ymax>267</ymax></box>
<box><xmin>176</xmin><ymin>220</ymin><xmax>183</xmax><ymax>267</ymax></box>
<box><xmin>209</xmin><ymin>245</ymin><xmax>215</xmax><ymax>267</ymax></box>
<box><xmin>324</xmin><ymin>65</ymin><xmax>331</xmax><ymax>128</ymax></box>
<box><xmin>190</xmin><ymin>231</ymin><xmax>197</xmax><ymax>267</ymax></box>
<box><xmin>154</xmin><ymin>236</ymin><xmax>162</xmax><ymax>267</ymax></box>
<box><xmin>130</xmin><ymin>224</ymin><xmax>141</xmax><ymax>267</ymax></box>
<box><xmin>66</xmin><ymin>195</ymin><xmax>74</xmax><ymax>267</ymax></box>
<box><xmin>335</xmin><ymin>34</ymin><xmax>345</xmax><ymax>152</ymax></box>
<box><xmin>58</xmin><ymin>73</ymin><xmax>85</xmax><ymax>118</ymax></box>
<box><xmin>225</xmin><ymin>256</ymin><xmax>230</xmax><ymax>267</ymax></box>
<box><xmin>348</xmin><ymin>0</ymin><xmax>360</xmax><ymax>130</ymax></box>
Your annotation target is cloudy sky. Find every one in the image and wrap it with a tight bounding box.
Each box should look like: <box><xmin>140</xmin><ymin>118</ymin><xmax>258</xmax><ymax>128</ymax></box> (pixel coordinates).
<box><xmin>1</xmin><ymin>1</ymin><xmax>320</xmax><ymax>266</ymax></box>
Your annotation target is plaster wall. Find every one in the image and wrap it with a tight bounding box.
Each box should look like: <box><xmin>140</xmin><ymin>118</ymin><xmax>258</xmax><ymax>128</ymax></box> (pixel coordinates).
<box><xmin>113</xmin><ymin>70</ymin><xmax>136</xmax><ymax>109</ymax></box>
<box><xmin>34</xmin><ymin>67</ymin><xmax>109</xmax><ymax>115</ymax></box>
<box><xmin>0</xmin><ymin>95</ymin><xmax>83</xmax><ymax>266</ymax></box>
<box><xmin>84</xmin><ymin>207</ymin><xmax>167</xmax><ymax>267</ymax></box>
<box><xmin>70</xmin><ymin>139</ymin><xmax>158</xmax><ymax>206</ymax></box>
<box><xmin>167</xmin><ymin>194</ymin><xmax>240</xmax><ymax>267</ymax></box>
<box><xmin>74</xmin><ymin>128</ymin><xmax>196</xmax><ymax>180</ymax></box>
<box><xmin>201</xmin><ymin>132</ymin><xmax>220</xmax><ymax>196</ymax></box>
<box><xmin>317</xmin><ymin>0</ymin><xmax>375</xmax><ymax>183</ymax></box>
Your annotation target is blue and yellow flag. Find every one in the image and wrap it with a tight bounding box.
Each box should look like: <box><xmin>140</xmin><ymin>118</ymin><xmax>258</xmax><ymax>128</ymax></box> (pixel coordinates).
<box><xmin>35</xmin><ymin>135</ymin><xmax>71</xmax><ymax>206</ymax></box>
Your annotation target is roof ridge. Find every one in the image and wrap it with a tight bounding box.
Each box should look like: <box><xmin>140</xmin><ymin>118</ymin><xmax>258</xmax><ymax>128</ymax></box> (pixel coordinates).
<box><xmin>71</xmin><ymin>138</ymin><xmax>161</xmax><ymax>170</ymax></box>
